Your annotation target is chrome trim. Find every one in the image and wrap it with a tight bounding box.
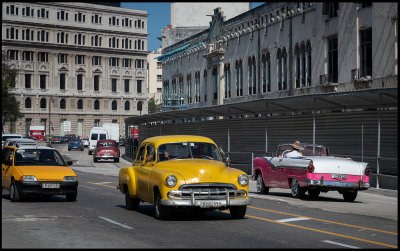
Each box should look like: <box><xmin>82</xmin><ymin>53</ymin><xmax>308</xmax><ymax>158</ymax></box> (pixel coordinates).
<box><xmin>161</xmin><ymin>198</ymin><xmax>250</xmax><ymax>207</ymax></box>
<box><xmin>306</xmin><ymin>178</ymin><xmax>370</xmax><ymax>189</ymax></box>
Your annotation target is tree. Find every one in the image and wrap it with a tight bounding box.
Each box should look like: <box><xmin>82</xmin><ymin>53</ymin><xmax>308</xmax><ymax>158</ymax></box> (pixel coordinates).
<box><xmin>2</xmin><ymin>53</ymin><xmax>24</xmax><ymax>133</ymax></box>
<box><xmin>148</xmin><ymin>97</ymin><xmax>161</xmax><ymax>114</ymax></box>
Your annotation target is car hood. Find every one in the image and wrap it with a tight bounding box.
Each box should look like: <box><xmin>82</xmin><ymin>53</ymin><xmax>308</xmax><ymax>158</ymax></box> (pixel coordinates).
<box><xmin>16</xmin><ymin>165</ymin><xmax>77</xmax><ymax>181</ymax></box>
<box><xmin>155</xmin><ymin>159</ymin><xmax>235</xmax><ymax>184</ymax></box>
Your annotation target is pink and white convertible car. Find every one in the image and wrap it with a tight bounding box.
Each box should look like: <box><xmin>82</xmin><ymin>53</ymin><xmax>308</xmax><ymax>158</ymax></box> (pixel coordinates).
<box><xmin>253</xmin><ymin>143</ymin><xmax>370</xmax><ymax>201</ymax></box>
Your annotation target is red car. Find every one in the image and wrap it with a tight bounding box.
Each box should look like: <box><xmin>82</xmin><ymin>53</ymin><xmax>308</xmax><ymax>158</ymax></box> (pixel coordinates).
<box><xmin>93</xmin><ymin>139</ymin><xmax>120</xmax><ymax>163</ymax></box>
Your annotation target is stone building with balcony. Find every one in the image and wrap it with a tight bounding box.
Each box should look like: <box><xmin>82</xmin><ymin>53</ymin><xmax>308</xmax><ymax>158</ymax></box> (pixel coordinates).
<box><xmin>2</xmin><ymin>2</ymin><xmax>150</xmax><ymax>137</ymax></box>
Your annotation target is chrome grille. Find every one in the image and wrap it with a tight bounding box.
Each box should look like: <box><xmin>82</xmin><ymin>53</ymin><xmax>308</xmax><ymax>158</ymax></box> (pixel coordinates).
<box><xmin>177</xmin><ymin>183</ymin><xmax>238</xmax><ymax>199</ymax></box>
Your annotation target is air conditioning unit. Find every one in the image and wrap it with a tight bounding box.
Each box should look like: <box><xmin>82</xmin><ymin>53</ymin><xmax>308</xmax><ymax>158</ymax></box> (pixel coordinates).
<box><xmin>351</xmin><ymin>69</ymin><xmax>359</xmax><ymax>81</ymax></box>
<box><xmin>320</xmin><ymin>74</ymin><xmax>327</xmax><ymax>85</ymax></box>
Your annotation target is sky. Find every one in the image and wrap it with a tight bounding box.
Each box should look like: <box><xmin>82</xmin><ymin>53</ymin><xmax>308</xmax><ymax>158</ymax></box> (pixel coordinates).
<box><xmin>121</xmin><ymin>2</ymin><xmax>265</xmax><ymax>52</ymax></box>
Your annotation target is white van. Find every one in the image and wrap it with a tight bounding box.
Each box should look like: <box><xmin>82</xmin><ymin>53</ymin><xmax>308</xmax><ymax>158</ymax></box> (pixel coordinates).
<box><xmin>88</xmin><ymin>127</ymin><xmax>108</xmax><ymax>155</ymax></box>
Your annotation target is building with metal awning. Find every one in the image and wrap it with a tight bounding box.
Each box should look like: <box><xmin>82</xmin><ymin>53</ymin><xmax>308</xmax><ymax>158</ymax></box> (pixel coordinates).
<box><xmin>124</xmin><ymin>87</ymin><xmax>397</xmax><ymax>189</ymax></box>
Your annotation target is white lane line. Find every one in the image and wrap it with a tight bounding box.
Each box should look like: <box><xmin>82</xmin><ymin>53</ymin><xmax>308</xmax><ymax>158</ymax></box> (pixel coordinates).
<box><xmin>93</xmin><ymin>182</ymin><xmax>114</xmax><ymax>184</ymax></box>
<box><xmin>249</xmin><ymin>194</ymin><xmax>287</xmax><ymax>202</ymax></box>
<box><xmin>98</xmin><ymin>216</ymin><xmax>134</xmax><ymax>230</ymax></box>
<box><xmin>323</xmin><ymin>240</ymin><xmax>360</xmax><ymax>249</ymax></box>
<box><xmin>276</xmin><ymin>217</ymin><xmax>311</xmax><ymax>223</ymax></box>
<box><xmin>79</xmin><ymin>185</ymin><xmax>96</xmax><ymax>189</ymax></box>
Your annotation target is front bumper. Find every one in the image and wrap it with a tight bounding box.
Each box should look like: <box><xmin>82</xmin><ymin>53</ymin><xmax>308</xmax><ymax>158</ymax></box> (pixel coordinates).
<box><xmin>162</xmin><ymin>188</ymin><xmax>250</xmax><ymax>207</ymax></box>
<box><xmin>305</xmin><ymin>177</ymin><xmax>370</xmax><ymax>190</ymax></box>
<box><xmin>95</xmin><ymin>155</ymin><xmax>119</xmax><ymax>159</ymax></box>
<box><xmin>16</xmin><ymin>181</ymin><xmax>78</xmax><ymax>195</ymax></box>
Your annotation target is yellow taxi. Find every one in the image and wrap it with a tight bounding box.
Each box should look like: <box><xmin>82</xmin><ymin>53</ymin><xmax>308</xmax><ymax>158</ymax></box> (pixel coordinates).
<box><xmin>118</xmin><ymin>135</ymin><xmax>250</xmax><ymax>219</ymax></box>
<box><xmin>1</xmin><ymin>145</ymin><xmax>78</xmax><ymax>202</ymax></box>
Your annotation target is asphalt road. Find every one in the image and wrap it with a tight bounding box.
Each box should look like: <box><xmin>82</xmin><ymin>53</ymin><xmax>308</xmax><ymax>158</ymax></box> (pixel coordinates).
<box><xmin>2</xmin><ymin>144</ymin><xmax>398</xmax><ymax>248</ymax></box>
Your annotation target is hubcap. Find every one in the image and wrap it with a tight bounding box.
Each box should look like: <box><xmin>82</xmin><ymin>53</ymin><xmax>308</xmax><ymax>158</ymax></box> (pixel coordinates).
<box><xmin>257</xmin><ymin>176</ymin><xmax>262</xmax><ymax>192</ymax></box>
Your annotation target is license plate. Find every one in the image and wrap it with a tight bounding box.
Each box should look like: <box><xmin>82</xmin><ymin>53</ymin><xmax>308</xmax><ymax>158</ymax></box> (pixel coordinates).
<box><xmin>104</xmin><ymin>153</ymin><xmax>111</xmax><ymax>156</ymax></box>
<box><xmin>42</xmin><ymin>183</ymin><xmax>60</xmax><ymax>189</ymax></box>
<box><xmin>199</xmin><ymin>201</ymin><xmax>222</xmax><ymax>208</ymax></box>
<box><xmin>331</xmin><ymin>173</ymin><xmax>347</xmax><ymax>180</ymax></box>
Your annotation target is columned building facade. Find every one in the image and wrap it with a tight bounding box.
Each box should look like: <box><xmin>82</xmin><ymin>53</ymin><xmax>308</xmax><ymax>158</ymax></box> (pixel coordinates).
<box><xmin>159</xmin><ymin>2</ymin><xmax>397</xmax><ymax>109</ymax></box>
<box><xmin>2</xmin><ymin>2</ymin><xmax>150</xmax><ymax>137</ymax></box>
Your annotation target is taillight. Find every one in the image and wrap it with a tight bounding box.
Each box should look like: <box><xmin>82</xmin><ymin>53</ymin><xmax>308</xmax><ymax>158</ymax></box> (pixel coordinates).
<box><xmin>307</xmin><ymin>160</ymin><xmax>315</xmax><ymax>173</ymax></box>
<box><xmin>365</xmin><ymin>167</ymin><xmax>371</xmax><ymax>176</ymax></box>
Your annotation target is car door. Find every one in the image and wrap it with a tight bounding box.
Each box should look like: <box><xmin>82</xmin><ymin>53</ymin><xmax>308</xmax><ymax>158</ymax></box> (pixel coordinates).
<box><xmin>135</xmin><ymin>144</ymin><xmax>156</xmax><ymax>202</ymax></box>
<box><xmin>1</xmin><ymin>148</ymin><xmax>13</xmax><ymax>189</ymax></box>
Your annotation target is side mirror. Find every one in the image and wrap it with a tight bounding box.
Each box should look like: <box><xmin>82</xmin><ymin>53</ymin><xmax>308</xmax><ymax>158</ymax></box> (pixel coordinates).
<box><xmin>219</xmin><ymin>146</ymin><xmax>226</xmax><ymax>160</ymax></box>
<box><xmin>67</xmin><ymin>160</ymin><xmax>73</xmax><ymax>166</ymax></box>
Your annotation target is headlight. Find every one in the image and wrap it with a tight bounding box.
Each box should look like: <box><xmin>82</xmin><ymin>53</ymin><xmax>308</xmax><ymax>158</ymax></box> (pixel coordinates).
<box><xmin>238</xmin><ymin>174</ymin><xmax>249</xmax><ymax>186</ymax></box>
<box><xmin>166</xmin><ymin>175</ymin><xmax>177</xmax><ymax>187</ymax></box>
<box><xmin>21</xmin><ymin>175</ymin><xmax>38</xmax><ymax>182</ymax></box>
<box><xmin>63</xmin><ymin>176</ymin><xmax>77</xmax><ymax>182</ymax></box>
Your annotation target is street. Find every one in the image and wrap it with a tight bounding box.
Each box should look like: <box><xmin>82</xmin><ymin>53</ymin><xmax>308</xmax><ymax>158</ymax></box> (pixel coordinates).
<box><xmin>2</xmin><ymin>144</ymin><xmax>398</xmax><ymax>248</ymax></box>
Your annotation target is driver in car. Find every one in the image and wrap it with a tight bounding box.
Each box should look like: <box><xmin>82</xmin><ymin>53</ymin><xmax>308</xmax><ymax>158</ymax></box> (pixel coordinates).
<box><xmin>284</xmin><ymin>141</ymin><xmax>304</xmax><ymax>158</ymax></box>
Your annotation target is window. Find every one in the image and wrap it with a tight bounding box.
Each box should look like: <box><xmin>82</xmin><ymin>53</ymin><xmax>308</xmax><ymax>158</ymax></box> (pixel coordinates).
<box><xmin>328</xmin><ymin>2</ymin><xmax>338</xmax><ymax>18</ymax></box>
<box><xmin>57</xmin><ymin>10</ymin><xmax>68</xmax><ymax>20</ymax></box>
<box><xmin>25</xmin><ymin>98</ymin><xmax>32</xmax><ymax>108</ymax></box>
<box><xmin>60</xmin><ymin>99</ymin><xmax>66</xmax><ymax>109</ymax></box>
<box><xmin>277</xmin><ymin>49</ymin><xmax>283</xmax><ymax>90</ymax></box>
<box><xmin>7</xmin><ymin>50</ymin><xmax>18</xmax><ymax>61</ymax></box>
<box><xmin>328</xmin><ymin>36</ymin><xmax>338</xmax><ymax>83</ymax></box>
<box><xmin>57</xmin><ymin>32</ymin><xmax>68</xmax><ymax>44</ymax></box>
<box><xmin>306</xmin><ymin>42</ymin><xmax>312</xmax><ymax>86</ymax></box>
<box><xmin>77</xmin><ymin>100</ymin><xmax>83</xmax><ymax>110</ymax></box>
<box><xmin>77</xmin><ymin>74</ymin><xmax>83</xmax><ymax>90</ymax></box>
<box><xmin>75</xmin><ymin>34</ymin><xmax>85</xmax><ymax>45</ymax></box>
<box><xmin>38</xmin><ymin>8</ymin><xmax>48</xmax><ymax>18</ymax></box>
<box><xmin>157</xmin><ymin>62</ymin><xmax>162</xmax><ymax>69</ymax></box>
<box><xmin>22</xmin><ymin>51</ymin><xmax>34</xmax><ymax>61</ymax></box>
<box><xmin>94</xmin><ymin>119</ymin><xmax>100</xmax><ymax>127</ymax></box>
<box><xmin>124</xmin><ymin>79</ymin><xmax>130</xmax><ymax>92</ymax></box>
<box><xmin>137</xmin><ymin>80</ymin><xmax>142</xmax><ymax>93</ymax></box>
<box><xmin>295</xmin><ymin>45</ymin><xmax>301</xmax><ymax>88</ymax></box>
<box><xmin>360</xmin><ymin>29</ymin><xmax>372</xmax><ymax>77</ymax></box>
<box><xmin>75</xmin><ymin>12</ymin><xmax>85</xmax><ymax>22</ymax></box>
<box><xmin>123</xmin><ymin>58</ymin><xmax>131</xmax><ymax>67</ymax></box>
<box><xmin>92</xmin><ymin>14</ymin><xmax>101</xmax><ymax>24</ymax></box>
<box><xmin>110</xmin><ymin>57</ymin><xmax>119</xmax><ymax>67</ymax></box>
<box><xmin>25</xmin><ymin>74</ymin><xmax>32</xmax><ymax>89</ymax></box>
<box><xmin>40</xmin><ymin>75</ymin><xmax>46</xmax><ymax>89</ymax></box>
<box><xmin>112</xmin><ymin>100</ymin><xmax>117</xmax><ymax>110</ymax></box>
<box><xmin>111</xmin><ymin>79</ymin><xmax>117</xmax><ymax>92</ymax></box>
<box><xmin>136</xmin><ymin>59</ymin><xmax>144</xmax><ymax>68</ymax></box>
<box><xmin>137</xmin><ymin>101</ymin><xmax>143</xmax><ymax>112</ymax></box>
<box><xmin>236</xmin><ymin>60</ymin><xmax>243</xmax><ymax>97</ymax></box>
<box><xmin>187</xmin><ymin>74</ymin><xmax>192</xmax><ymax>103</ymax></box>
<box><xmin>124</xmin><ymin>101</ymin><xmax>130</xmax><ymax>110</ymax></box>
<box><xmin>94</xmin><ymin>76</ymin><xmax>100</xmax><ymax>91</ymax></box>
<box><xmin>40</xmin><ymin>98</ymin><xmax>47</xmax><ymax>108</ymax></box>
<box><xmin>92</xmin><ymin>56</ymin><xmax>101</xmax><ymax>66</ymax></box>
<box><xmin>38</xmin><ymin>52</ymin><xmax>48</xmax><ymax>62</ymax></box>
<box><xmin>59</xmin><ymin>54</ymin><xmax>68</xmax><ymax>63</ymax></box>
<box><xmin>283</xmin><ymin>49</ymin><xmax>287</xmax><ymax>90</ymax></box>
<box><xmin>94</xmin><ymin>100</ymin><xmax>100</xmax><ymax>110</ymax></box>
<box><xmin>60</xmin><ymin>73</ymin><xmax>66</xmax><ymax>89</ymax></box>
<box><xmin>76</xmin><ymin>55</ymin><xmax>85</xmax><ymax>64</ymax></box>
<box><xmin>157</xmin><ymin>75</ymin><xmax>162</xmax><ymax>82</ymax></box>
<box><xmin>37</xmin><ymin>30</ymin><xmax>48</xmax><ymax>42</ymax></box>
<box><xmin>248</xmin><ymin>57</ymin><xmax>256</xmax><ymax>95</ymax></box>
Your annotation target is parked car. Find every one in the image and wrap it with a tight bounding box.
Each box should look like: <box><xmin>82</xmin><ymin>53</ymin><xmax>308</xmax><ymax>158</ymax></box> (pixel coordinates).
<box><xmin>4</xmin><ymin>138</ymin><xmax>37</xmax><ymax>148</ymax></box>
<box><xmin>68</xmin><ymin>138</ymin><xmax>84</xmax><ymax>151</ymax></box>
<box><xmin>88</xmin><ymin>127</ymin><xmax>108</xmax><ymax>155</ymax></box>
<box><xmin>253</xmin><ymin>142</ymin><xmax>370</xmax><ymax>202</ymax></box>
<box><xmin>50</xmin><ymin>136</ymin><xmax>62</xmax><ymax>144</ymax></box>
<box><xmin>1</xmin><ymin>145</ymin><xmax>78</xmax><ymax>201</ymax></box>
<box><xmin>81</xmin><ymin>137</ymin><xmax>89</xmax><ymax>148</ymax></box>
<box><xmin>118</xmin><ymin>135</ymin><xmax>250</xmax><ymax>220</ymax></box>
<box><xmin>2</xmin><ymin>134</ymin><xmax>23</xmax><ymax>148</ymax></box>
<box><xmin>93</xmin><ymin>139</ymin><xmax>120</xmax><ymax>163</ymax></box>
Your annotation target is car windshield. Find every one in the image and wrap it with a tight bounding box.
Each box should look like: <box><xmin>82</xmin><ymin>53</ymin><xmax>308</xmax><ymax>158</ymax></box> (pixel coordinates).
<box><xmin>98</xmin><ymin>142</ymin><xmax>116</xmax><ymax>147</ymax></box>
<box><xmin>277</xmin><ymin>144</ymin><xmax>328</xmax><ymax>156</ymax></box>
<box><xmin>157</xmin><ymin>142</ymin><xmax>221</xmax><ymax>162</ymax></box>
<box><xmin>14</xmin><ymin>149</ymin><xmax>67</xmax><ymax>166</ymax></box>
<box><xmin>2</xmin><ymin>135</ymin><xmax>22</xmax><ymax>140</ymax></box>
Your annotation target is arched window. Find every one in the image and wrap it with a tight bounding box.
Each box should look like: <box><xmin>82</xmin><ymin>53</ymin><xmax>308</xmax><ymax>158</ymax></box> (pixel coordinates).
<box><xmin>94</xmin><ymin>100</ymin><xmax>100</xmax><ymax>110</ymax></box>
<box><xmin>124</xmin><ymin>101</ymin><xmax>130</xmax><ymax>110</ymax></box>
<box><xmin>40</xmin><ymin>98</ymin><xmax>46</xmax><ymax>108</ymax></box>
<box><xmin>77</xmin><ymin>99</ymin><xmax>83</xmax><ymax>110</ymax></box>
<box><xmin>306</xmin><ymin>41</ymin><xmax>312</xmax><ymax>86</ymax></box>
<box><xmin>295</xmin><ymin>45</ymin><xmax>301</xmax><ymax>88</ymax></box>
<box><xmin>283</xmin><ymin>48</ymin><xmax>287</xmax><ymax>90</ymax></box>
<box><xmin>212</xmin><ymin>67</ymin><xmax>217</xmax><ymax>100</ymax></box>
<box><xmin>203</xmin><ymin>70</ymin><xmax>207</xmax><ymax>102</ymax></box>
<box><xmin>112</xmin><ymin>100</ymin><xmax>117</xmax><ymax>110</ymax></box>
<box><xmin>277</xmin><ymin>49</ymin><xmax>282</xmax><ymax>90</ymax></box>
<box><xmin>300</xmin><ymin>44</ymin><xmax>306</xmax><ymax>87</ymax></box>
<box><xmin>224</xmin><ymin>63</ymin><xmax>231</xmax><ymax>98</ymax></box>
<box><xmin>137</xmin><ymin>101</ymin><xmax>142</xmax><ymax>112</ymax></box>
<box><xmin>25</xmin><ymin>98</ymin><xmax>32</xmax><ymax>108</ymax></box>
<box><xmin>236</xmin><ymin>60</ymin><xmax>243</xmax><ymax>97</ymax></box>
<box><xmin>60</xmin><ymin>99</ymin><xmax>66</xmax><ymax>109</ymax></box>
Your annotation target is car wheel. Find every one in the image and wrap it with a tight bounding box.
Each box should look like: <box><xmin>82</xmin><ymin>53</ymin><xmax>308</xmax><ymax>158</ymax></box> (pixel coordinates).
<box><xmin>308</xmin><ymin>189</ymin><xmax>320</xmax><ymax>199</ymax></box>
<box><xmin>93</xmin><ymin>157</ymin><xmax>98</xmax><ymax>163</ymax></box>
<box><xmin>114</xmin><ymin>158</ymin><xmax>119</xmax><ymax>163</ymax></box>
<box><xmin>66</xmin><ymin>190</ymin><xmax>77</xmax><ymax>201</ymax></box>
<box><xmin>256</xmin><ymin>174</ymin><xmax>269</xmax><ymax>194</ymax></box>
<box><xmin>154</xmin><ymin>191</ymin><xmax>170</xmax><ymax>220</ymax></box>
<box><xmin>290</xmin><ymin>178</ymin><xmax>305</xmax><ymax>199</ymax></box>
<box><xmin>88</xmin><ymin>151</ymin><xmax>92</xmax><ymax>155</ymax></box>
<box><xmin>10</xmin><ymin>180</ymin><xmax>21</xmax><ymax>202</ymax></box>
<box><xmin>125</xmin><ymin>192</ymin><xmax>140</xmax><ymax>211</ymax></box>
<box><xmin>343</xmin><ymin>190</ymin><xmax>358</xmax><ymax>202</ymax></box>
<box><xmin>229</xmin><ymin>206</ymin><xmax>247</xmax><ymax>219</ymax></box>
<box><xmin>68</xmin><ymin>148</ymin><xmax>71</xmax><ymax>151</ymax></box>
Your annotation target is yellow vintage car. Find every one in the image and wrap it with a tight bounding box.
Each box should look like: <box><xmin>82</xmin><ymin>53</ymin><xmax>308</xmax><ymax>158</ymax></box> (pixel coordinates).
<box><xmin>1</xmin><ymin>145</ymin><xmax>78</xmax><ymax>202</ymax></box>
<box><xmin>118</xmin><ymin>135</ymin><xmax>250</xmax><ymax>219</ymax></box>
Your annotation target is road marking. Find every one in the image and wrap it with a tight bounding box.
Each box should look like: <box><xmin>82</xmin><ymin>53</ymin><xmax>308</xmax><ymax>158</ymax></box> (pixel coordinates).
<box><xmin>245</xmin><ymin>214</ymin><xmax>397</xmax><ymax>249</ymax></box>
<box><xmin>249</xmin><ymin>194</ymin><xmax>287</xmax><ymax>202</ymax></box>
<box><xmin>277</xmin><ymin>217</ymin><xmax>310</xmax><ymax>223</ymax></box>
<box><xmin>93</xmin><ymin>182</ymin><xmax>113</xmax><ymax>184</ymax></box>
<box><xmin>98</xmin><ymin>216</ymin><xmax>133</xmax><ymax>230</ymax></box>
<box><xmin>248</xmin><ymin>206</ymin><xmax>397</xmax><ymax>236</ymax></box>
<box><xmin>323</xmin><ymin>240</ymin><xmax>360</xmax><ymax>249</ymax></box>
<box><xmin>79</xmin><ymin>185</ymin><xmax>96</xmax><ymax>189</ymax></box>
<box><xmin>87</xmin><ymin>182</ymin><xmax>116</xmax><ymax>189</ymax></box>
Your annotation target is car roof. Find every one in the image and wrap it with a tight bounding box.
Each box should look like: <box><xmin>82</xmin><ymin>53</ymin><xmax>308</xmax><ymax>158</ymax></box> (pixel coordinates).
<box><xmin>6</xmin><ymin>138</ymin><xmax>36</xmax><ymax>143</ymax></box>
<box><xmin>9</xmin><ymin>145</ymin><xmax>54</xmax><ymax>150</ymax></box>
<box><xmin>142</xmin><ymin>135</ymin><xmax>215</xmax><ymax>146</ymax></box>
<box><xmin>2</xmin><ymin>134</ymin><xmax>23</xmax><ymax>137</ymax></box>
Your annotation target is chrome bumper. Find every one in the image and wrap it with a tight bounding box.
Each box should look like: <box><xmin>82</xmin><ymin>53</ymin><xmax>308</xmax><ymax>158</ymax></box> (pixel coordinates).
<box><xmin>161</xmin><ymin>198</ymin><xmax>250</xmax><ymax>207</ymax></box>
<box><xmin>305</xmin><ymin>177</ymin><xmax>370</xmax><ymax>189</ymax></box>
